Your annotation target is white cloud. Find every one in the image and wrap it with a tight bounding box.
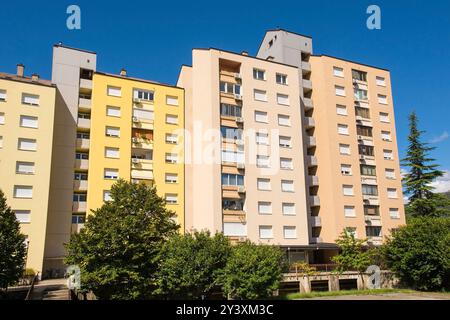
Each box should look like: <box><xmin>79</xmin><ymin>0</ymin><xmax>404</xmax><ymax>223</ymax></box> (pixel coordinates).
<box><xmin>430</xmin><ymin>170</ymin><xmax>450</xmax><ymax>193</ymax></box>
<box><xmin>430</xmin><ymin>131</ymin><xmax>449</xmax><ymax>144</ymax></box>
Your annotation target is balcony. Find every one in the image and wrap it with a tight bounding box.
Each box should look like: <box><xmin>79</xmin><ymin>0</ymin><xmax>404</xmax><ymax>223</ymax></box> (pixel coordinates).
<box><xmin>131</xmin><ymin>137</ymin><xmax>153</xmax><ymax>150</ymax></box>
<box><xmin>80</xmin><ymin>78</ymin><xmax>93</xmax><ymax>90</ymax></box>
<box><xmin>311</xmin><ymin>237</ymin><xmax>323</xmax><ymax>244</ymax></box>
<box><xmin>365</xmin><ymin>215</ymin><xmax>382</xmax><ymax>226</ymax></box>
<box><xmin>131</xmin><ymin>169</ymin><xmax>153</xmax><ymax>181</ymax></box>
<box><xmin>308</xmin><ymin>175</ymin><xmax>319</xmax><ymax>187</ymax></box>
<box><xmin>78</xmin><ymin>97</ymin><xmax>92</xmax><ymax>110</ymax></box>
<box><xmin>76</xmin><ymin>138</ymin><xmax>90</xmax><ymax>150</ymax></box>
<box><xmin>74</xmin><ymin>159</ymin><xmax>89</xmax><ymax>170</ymax></box>
<box><xmin>367</xmin><ymin>237</ymin><xmax>383</xmax><ymax>246</ymax></box>
<box><xmin>302</xmin><ymin>79</ymin><xmax>313</xmax><ymax>90</ymax></box>
<box><xmin>303</xmin><ymin>97</ymin><xmax>314</xmax><ymax>110</ymax></box>
<box><xmin>304</xmin><ymin>117</ymin><xmax>315</xmax><ymax>129</ymax></box>
<box><xmin>358</xmin><ymin>135</ymin><xmax>374</xmax><ymax>146</ymax></box>
<box><xmin>363</xmin><ymin>195</ymin><xmax>380</xmax><ymax>206</ymax></box>
<box><xmin>361</xmin><ymin>176</ymin><xmax>377</xmax><ymax>185</ymax></box>
<box><xmin>71</xmin><ymin>223</ymin><xmax>85</xmax><ymax>234</ymax></box>
<box><xmin>309</xmin><ymin>216</ymin><xmax>322</xmax><ymax>227</ymax></box>
<box><xmin>307</xmin><ymin>155</ymin><xmax>318</xmax><ymax>167</ymax></box>
<box><xmin>310</xmin><ymin>196</ymin><xmax>320</xmax><ymax>207</ymax></box>
<box><xmin>223</xmin><ymin>210</ymin><xmax>246</xmax><ymax>223</ymax></box>
<box><xmin>356</xmin><ymin>118</ymin><xmax>373</xmax><ymax>127</ymax></box>
<box><xmin>359</xmin><ymin>155</ymin><xmax>376</xmax><ymax>166</ymax></box>
<box><xmin>131</xmin><ymin>158</ymin><xmax>153</xmax><ymax>170</ymax></box>
<box><xmin>306</xmin><ymin>136</ymin><xmax>316</xmax><ymax>148</ymax></box>
<box><xmin>77</xmin><ymin>118</ymin><xmax>91</xmax><ymax>129</ymax></box>
<box><xmin>72</xmin><ymin>201</ymin><xmax>87</xmax><ymax>213</ymax></box>
<box><xmin>73</xmin><ymin>180</ymin><xmax>88</xmax><ymax>191</ymax></box>
<box><xmin>301</xmin><ymin>61</ymin><xmax>311</xmax><ymax>73</ymax></box>
<box><xmin>222</xmin><ymin>186</ymin><xmax>245</xmax><ymax>199</ymax></box>
<box><xmin>132</xmin><ymin>117</ymin><xmax>154</xmax><ymax>130</ymax></box>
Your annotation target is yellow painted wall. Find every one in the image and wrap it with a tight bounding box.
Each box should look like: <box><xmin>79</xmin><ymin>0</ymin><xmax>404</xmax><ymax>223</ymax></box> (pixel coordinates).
<box><xmin>87</xmin><ymin>73</ymin><xmax>185</xmax><ymax>230</ymax></box>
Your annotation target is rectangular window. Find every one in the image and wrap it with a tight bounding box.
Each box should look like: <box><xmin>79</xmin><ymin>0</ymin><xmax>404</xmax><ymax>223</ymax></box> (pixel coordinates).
<box><xmin>257</xmin><ymin>155</ymin><xmax>270</xmax><ymax>168</ymax></box>
<box><xmin>134</xmin><ymin>89</ymin><xmax>154</xmax><ymax>101</ymax></box>
<box><xmin>359</xmin><ymin>145</ymin><xmax>375</xmax><ymax>156</ymax></box>
<box><xmin>281</xmin><ymin>180</ymin><xmax>294</xmax><ymax>192</ymax></box>
<box><xmin>381</xmin><ymin>131</ymin><xmax>392</xmax><ymax>141</ymax></box>
<box><xmin>335</xmin><ymin>86</ymin><xmax>346</xmax><ymax>96</ymax></box>
<box><xmin>19</xmin><ymin>115</ymin><xmax>38</xmax><ymax>128</ymax></box>
<box><xmin>221</xmin><ymin>127</ymin><xmax>242</xmax><ymax>140</ymax></box>
<box><xmin>254</xmin><ymin>89</ymin><xmax>267</xmax><ymax>102</ymax></box>
<box><xmin>361</xmin><ymin>165</ymin><xmax>377</xmax><ymax>176</ymax></box>
<box><xmin>283</xmin><ymin>226</ymin><xmax>297</xmax><ymax>239</ymax></box>
<box><xmin>389</xmin><ymin>208</ymin><xmax>400</xmax><ymax>219</ymax></box>
<box><xmin>106</xmin><ymin>106</ymin><xmax>121</xmax><ymax>117</ymax></box>
<box><xmin>222</xmin><ymin>150</ymin><xmax>245</xmax><ymax>163</ymax></box>
<box><xmin>338</xmin><ymin>124</ymin><xmax>349</xmax><ymax>135</ymax></box>
<box><xmin>256</xmin><ymin>132</ymin><xmax>269</xmax><ymax>145</ymax></box>
<box><xmin>387</xmin><ymin>188</ymin><xmax>398</xmax><ymax>199</ymax></box>
<box><xmin>282</xmin><ymin>203</ymin><xmax>296</xmax><ymax>216</ymax></box>
<box><xmin>336</xmin><ymin>105</ymin><xmax>347</xmax><ymax>116</ymax></box>
<box><xmin>0</xmin><ymin>89</ymin><xmax>6</xmax><ymax>101</ymax></box>
<box><xmin>105</xmin><ymin>147</ymin><xmax>119</xmax><ymax>158</ymax></box>
<box><xmin>165</xmin><ymin>133</ymin><xmax>178</xmax><ymax>144</ymax></box>
<box><xmin>75</xmin><ymin>152</ymin><xmax>89</xmax><ymax>160</ymax></box>
<box><xmin>354</xmin><ymin>89</ymin><xmax>368</xmax><ymax>100</ymax></box>
<box><xmin>22</xmin><ymin>93</ymin><xmax>40</xmax><ymax>106</ymax></box>
<box><xmin>379</xmin><ymin>112</ymin><xmax>390</xmax><ymax>123</ymax></box>
<box><xmin>166</xmin><ymin>96</ymin><xmax>178</xmax><ymax>106</ymax></box>
<box><xmin>255</xmin><ymin>111</ymin><xmax>268</xmax><ymax>123</ymax></box>
<box><xmin>340</xmin><ymin>144</ymin><xmax>351</xmax><ymax>155</ymax></box>
<box><xmin>384</xmin><ymin>149</ymin><xmax>393</xmax><ymax>160</ymax></box>
<box><xmin>362</xmin><ymin>184</ymin><xmax>378</xmax><ymax>196</ymax></box>
<box><xmin>165</xmin><ymin>194</ymin><xmax>178</xmax><ymax>204</ymax></box>
<box><xmin>352</xmin><ymin>70</ymin><xmax>367</xmax><ymax>82</ymax></box>
<box><xmin>107</xmin><ymin>86</ymin><xmax>121</xmax><ymax>97</ymax></box>
<box><xmin>104</xmin><ymin>169</ymin><xmax>119</xmax><ymax>180</ymax></box>
<box><xmin>366</xmin><ymin>226</ymin><xmax>382</xmax><ymax>237</ymax></box>
<box><xmin>78</xmin><ymin>112</ymin><xmax>91</xmax><ymax>119</ymax></box>
<box><xmin>103</xmin><ymin>191</ymin><xmax>112</xmax><ymax>202</ymax></box>
<box><xmin>376</xmin><ymin>76</ymin><xmax>386</xmax><ymax>87</ymax></box>
<box><xmin>0</xmin><ymin>112</ymin><xmax>5</xmax><ymax>124</ymax></box>
<box><xmin>222</xmin><ymin>199</ymin><xmax>244</xmax><ymax>211</ymax></box>
<box><xmin>279</xmin><ymin>136</ymin><xmax>291</xmax><ymax>148</ymax></box>
<box><xmin>257</xmin><ymin>178</ymin><xmax>271</xmax><ymax>191</ymax></box>
<box><xmin>14</xmin><ymin>185</ymin><xmax>33</xmax><ymax>198</ymax></box>
<box><xmin>276</xmin><ymin>73</ymin><xmax>287</xmax><ymax>85</ymax></box>
<box><xmin>133</xmin><ymin>108</ymin><xmax>154</xmax><ymax>121</ymax></box>
<box><xmin>385</xmin><ymin>169</ymin><xmax>396</xmax><ymax>180</ymax></box>
<box><xmin>223</xmin><ymin>222</ymin><xmax>247</xmax><ymax>237</ymax></box>
<box><xmin>333</xmin><ymin>67</ymin><xmax>344</xmax><ymax>77</ymax></box>
<box><xmin>280</xmin><ymin>158</ymin><xmax>293</xmax><ymax>170</ymax></box>
<box><xmin>165</xmin><ymin>173</ymin><xmax>178</xmax><ymax>184</ymax></box>
<box><xmin>364</xmin><ymin>205</ymin><xmax>380</xmax><ymax>216</ymax></box>
<box><xmin>105</xmin><ymin>126</ymin><xmax>120</xmax><ymax>138</ymax></box>
<box><xmin>166</xmin><ymin>114</ymin><xmax>178</xmax><ymax>125</ymax></box>
<box><xmin>378</xmin><ymin>94</ymin><xmax>388</xmax><ymax>105</ymax></box>
<box><xmin>14</xmin><ymin>210</ymin><xmax>31</xmax><ymax>223</ymax></box>
<box><xmin>344</xmin><ymin>206</ymin><xmax>356</xmax><ymax>217</ymax></box>
<box><xmin>220</xmin><ymin>82</ymin><xmax>241</xmax><ymax>95</ymax></box>
<box><xmin>16</xmin><ymin>162</ymin><xmax>35</xmax><ymax>174</ymax></box>
<box><xmin>341</xmin><ymin>164</ymin><xmax>352</xmax><ymax>176</ymax></box>
<box><xmin>165</xmin><ymin>153</ymin><xmax>178</xmax><ymax>164</ymax></box>
<box><xmin>76</xmin><ymin>132</ymin><xmax>90</xmax><ymax>139</ymax></box>
<box><xmin>343</xmin><ymin>185</ymin><xmax>354</xmax><ymax>196</ymax></box>
<box><xmin>356</xmin><ymin>107</ymin><xmax>370</xmax><ymax>119</ymax></box>
<box><xmin>258</xmin><ymin>202</ymin><xmax>272</xmax><ymax>215</ymax></box>
<box><xmin>276</xmin><ymin>94</ymin><xmax>289</xmax><ymax>105</ymax></box>
<box><xmin>18</xmin><ymin>138</ymin><xmax>37</xmax><ymax>151</ymax></box>
<box><xmin>253</xmin><ymin>68</ymin><xmax>266</xmax><ymax>80</ymax></box>
<box><xmin>259</xmin><ymin>226</ymin><xmax>273</xmax><ymax>239</ymax></box>
<box><xmin>358</xmin><ymin>125</ymin><xmax>373</xmax><ymax>137</ymax></box>
<box><xmin>220</xmin><ymin>104</ymin><xmax>242</xmax><ymax>117</ymax></box>
<box><xmin>221</xmin><ymin>174</ymin><xmax>244</xmax><ymax>186</ymax></box>
<box><xmin>74</xmin><ymin>172</ymin><xmax>88</xmax><ymax>180</ymax></box>
<box><xmin>278</xmin><ymin>114</ymin><xmax>290</xmax><ymax>126</ymax></box>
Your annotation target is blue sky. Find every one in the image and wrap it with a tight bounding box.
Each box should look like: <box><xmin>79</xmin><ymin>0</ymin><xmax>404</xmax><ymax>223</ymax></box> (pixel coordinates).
<box><xmin>1</xmin><ymin>0</ymin><xmax>449</xmax><ymax>191</ymax></box>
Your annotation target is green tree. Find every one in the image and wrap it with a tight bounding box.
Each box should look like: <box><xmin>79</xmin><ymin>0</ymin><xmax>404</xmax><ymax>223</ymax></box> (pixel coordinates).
<box><xmin>402</xmin><ymin>112</ymin><xmax>448</xmax><ymax>217</ymax></box>
<box><xmin>0</xmin><ymin>190</ymin><xmax>27</xmax><ymax>292</ymax></box>
<box><xmin>332</xmin><ymin>230</ymin><xmax>372</xmax><ymax>273</ymax></box>
<box><xmin>65</xmin><ymin>180</ymin><xmax>179</xmax><ymax>300</ymax></box>
<box><xmin>155</xmin><ymin>231</ymin><xmax>231</xmax><ymax>299</ymax></box>
<box><xmin>384</xmin><ymin>217</ymin><xmax>450</xmax><ymax>291</ymax></box>
<box><xmin>220</xmin><ymin>241</ymin><xmax>285</xmax><ymax>300</ymax></box>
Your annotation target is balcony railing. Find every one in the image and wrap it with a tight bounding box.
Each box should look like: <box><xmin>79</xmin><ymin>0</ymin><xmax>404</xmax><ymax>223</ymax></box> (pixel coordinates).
<box><xmin>76</xmin><ymin>138</ymin><xmax>90</xmax><ymax>150</ymax></box>
<box><xmin>302</xmin><ymin>79</ymin><xmax>313</xmax><ymax>90</ymax></box>
<box><xmin>304</xmin><ymin>117</ymin><xmax>315</xmax><ymax>129</ymax></box>
<box><xmin>309</xmin><ymin>216</ymin><xmax>322</xmax><ymax>227</ymax></box>
<box><xmin>303</xmin><ymin>97</ymin><xmax>314</xmax><ymax>109</ymax></box>
<box><xmin>307</xmin><ymin>155</ymin><xmax>318</xmax><ymax>167</ymax></box>
<box><xmin>73</xmin><ymin>180</ymin><xmax>88</xmax><ymax>191</ymax></box>
<box><xmin>308</xmin><ymin>176</ymin><xmax>319</xmax><ymax>186</ymax></box>
<box><xmin>77</xmin><ymin>118</ymin><xmax>91</xmax><ymax>129</ymax></box>
<box><xmin>72</xmin><ymin>201</ymin><xmax>87</xmax><ymax>213</ymax></box>
<box><xmin>74</xmin><ymin>159</ymin><xmax>89</xmax><ymax>170</ymax></box>
<box><xmin>306</xmin><ymin>136</ymin><xmax>316</xmax><ymax>148</ymax></box>
<box><xmin>310</xmin><ymin>196</ymin><xmax>320</xmax><ymax>207</ymax></box>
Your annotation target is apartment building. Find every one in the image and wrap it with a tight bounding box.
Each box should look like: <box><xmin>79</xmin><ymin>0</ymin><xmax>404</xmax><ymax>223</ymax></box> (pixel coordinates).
<box><xmin>86</xmin><ymin>71</ymin><xmax>185</xmax><ymax>229</ymax></box>
<box><xmin>178</xmin><ymin>48</ymin><xmax>310</xmax><ymax>255</ymax></box>
<box><xmin>0</xmin><ymin>66</ymin><xmax>57</xmax><ymax>274</ymax></box>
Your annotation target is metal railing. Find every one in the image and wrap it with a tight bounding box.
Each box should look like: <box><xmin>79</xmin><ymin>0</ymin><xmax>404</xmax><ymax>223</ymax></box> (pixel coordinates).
<box><xmin>25</xmin><ymin>273</ymin><xmax>39</xmax><ymax>300</ymax></box>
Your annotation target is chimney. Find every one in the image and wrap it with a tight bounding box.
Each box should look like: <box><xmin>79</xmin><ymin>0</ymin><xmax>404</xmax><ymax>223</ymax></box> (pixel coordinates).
<box><xmin>241</xmin><ymin>51</ymin><xmax>249</xmax><ymax>56</ymax></box>
<box><xmin>31</xmin><ymin>74</ymin><xmax>39</xmax><ymax>82</ymax></box>
<box><xmin>266</xmin><ymin>56</ymin><xmax>274</xmax><ymax>61</ymax></box>
<box><xmin>17</xmin><ymin>64</ymin><xmax>24</xmax><ymax>77</ymax></box>
<box><xmin>120</xmin><ymin>68</ymin><xmax>127</xmax><ymax>77</ymax></box>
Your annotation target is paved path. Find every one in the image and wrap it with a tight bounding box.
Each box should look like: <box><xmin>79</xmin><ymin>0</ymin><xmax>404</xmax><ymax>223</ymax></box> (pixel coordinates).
<box><xmin>307</xmin><ymin>292</ymin><xmax>450</xmax><ymax>300</ymax></box>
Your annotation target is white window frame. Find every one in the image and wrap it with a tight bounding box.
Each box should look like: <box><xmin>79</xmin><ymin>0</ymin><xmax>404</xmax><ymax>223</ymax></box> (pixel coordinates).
<box><xmin>338</xmin><ymin>124</ymin><xmax>349</xmax><ymax>135</ymax></box>
<box><xmin>340</xmin><ymin>144</ymin><xmax>351</xmax><ymax>155</ymax></box>
<box><xmin>278</xmin><ymin>114</ymin><xmax>291</xmax><ymax>126</ymax></box>
<box><xmin>276</xmin><ymin>93</ymin><xmax>290</xmax><ymax>106</ymax></box>
<box><xmin>276</xmin><ymin>73</ymin><xmax>288</xmax><ymax>85</ymax></box>
<box><xmin>105</xmin><ymin>147</ymin><xmax>120</xmax><ymax>159</ymax></box>
<box><xmin>343</xmin><ymin>185</ymin><xmax>354</xmax><ymax>196</ymax></box>
<box><xmin>255</xmin><ymin>111</ymin><xmax>268</xmax><ymax>123</ymax></box>
<box><xmin>165</xmin><ymin>193</ymin><xmax>178</xmax><ymax>204</ymax></box>
<box><xmin>335</xmin><ymin>85</ymin><xmax>346</xmax><ymax>97</ymax></box>
<box><xmin>254</xmin><ymin>89</ymin><xmax>268</xmax><ymax>102</ymax></box>
<box><xmin>165</xmin><ymin>133</ymin><xmax>178</xmax><ymax>144</ymax></box>
<box><xmin>22</xmin><ymin>93</ymin><xmax>40</xmax><ymax>106</ymax></box>
<box><xmin>258</xmin><ymin>202</ymin><xmax>272</xmax><ymax>215</ymax></box>
<box><xmin>104</xmin><ymin>169</ymin><xmax>119</xmax><ymax>180</ymax></box>
<box><xmin>14</xmin><ymin>210</ymin><xmax>31</xmax><ymax>223</ymax></box>
<box><xmin>166</xmin><ymin>95</ymin><xmax>179</xmax><ymax>106</ymax></box>
<box><xmin>283</xmin><ymin>226</ymin><xmax>297</xmax><ymax>239</ymax></box>
<box><xmin>19</xmin><ymin>115</ymin><xmax>38</xmax><ymax>129</ymax></box>
<box><xmin>333</xmin><ymin>67</ymin><xmax>344</xmax><ymax>77</ymax></box>
<box><xmin>280</xmin><ymin>158</ymin><xmax>293</xmax><ymax>170</ymax></box>
<box><xmin>257</xmin><ymin>178</ymin><xmax>271</xmax><ymax>191</ymax></box>
<box><xmin>389</xmin><ymin>208</ymin><xmax>400</xmax><ymax>219</ymax></box>
<box><xmin>259</xmin><ymin>226</ymin><xmax>273</xmax><ymax>239</ymax></box>
<box><xmin>378</xmin><ymin>94</ymin><xmax>388</xmax><ymax>105</ymax></box>
<box><xmin>106</xmin><ymin>106</ymin><xmax>121</xmax><ymax>117</ymax></box>
<box><xmin>166</xmin><ymin>114</ymin><xmax>178</xmax><ymax>125</ymax></box>
<box><xmin>281</xmin><ymin>180</ymin><xmax>295</xmax><ymax>192</ymax></box>
<box><xmin>282</xmin><ymin>203</ymin><xmax>296</xmax><ymax>216</ymax></box>
<box><xmin>376</xmin><ymin>76</ymin><xmax>386</xmax><ymax>87</ymax></box>
<box><xmin>256</xmin><ymin>132</ymin><xmax>269</xmax><ymax>145</ymax></box>
<box><xmin>107</xmin><ymin>86</ymin><xmax>122</xmax><ymax>97</ymax></box>
<box><xmin>385</xmin><ymin>169</ymin><xmax>396</xmax><ymax>180</ymax></box>
<box><xmin>105</xmin><ymin>126</ymin><xmax>120</xmax><ymax>138</ymax></box>
<box><xmin>341</xmin><ymin>164</ymin><xmax>352</xmax><ymax>176</ymax></box>
<box><xmin>279</xmin><ymin>136</ymin><xmax>292</xmax><ymax>148</ymax></box>
<box><xmin>344</xmin><ymin>206</ymin><xmax>356</xmax><ymax>218</ymax></box>
<box><xmin>18</xmin><ymin>138</ymin><xmax>37</xmax><ymax>151</ymax></box>
<box><xmin>387</xmin><ymin>188</ymin><xmax>398</xmax><ymax>199</ymax></box>
<box><xmin>253</xmin><ymin>68</ymin><xmax>266</xmax><ymax>81</ymax></box>
<box><xmin>13</xmin><ymin>185</ymin><xmax>33</xmax><ymax>199</ymax></box>
<box><xmin>336</xmin><ymin>105</ymin><xmax>348</xmax><ymax>116</ymax></box>
<box><xmin>16</xmin><ymin>162</ymin><xmax>35</xmax><ymax>175</ymax></box>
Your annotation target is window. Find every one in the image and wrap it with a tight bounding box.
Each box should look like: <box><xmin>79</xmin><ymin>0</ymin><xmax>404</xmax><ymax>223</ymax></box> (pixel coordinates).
<box><xmin>16</xmin><ymin>162</ymin><xmax>35</xmax><ymax>174</ymax></box>
<box><xmin>282</xmin><ymin>203</ymin><xmax>296</xmax><ymax>216</ymax></box>
<box><xmin>74</xmin><ymin>172</ymin><xmax>88</xmax><ymax>180</ymax></box>
<box><xmin>18</xmin><ymin>138</ymin><xmax>37</xmax><ymax>151</ymax></box>
<box><xmin>379</xmin><ymin>112</ymin><xmax>390</xmax><ymax>123</ymax></box>
<box><xmin>77</xmin><ymin>132</ymin><xmax>90</xmax><ymax>139</ymax></box>
<box><xmin>281</xmin><ymin>180</ymin><xmax>294</xmax><ymax>192</ymax></box>
<box><xmin>134</xmin><ymin>89</ymin><xmax>154</xmax><ymax>101</ymax></box>
<box><xmin>221</xmin><ymin>126</ymin><xmax>242</xmax><ymax>140</ymax></box>
<box><xmin>356</xmin><ymin>107</ymin><xmax>370</xmax><ymax>119</ymax></box>
<box><xmin>333</xmin><ymin>67</ymin><xmax>344</xmax><ymax>77</ymax></box>
<box><xmin>339</xmin><ymin>144</ymin><xmax>351</xmax><ymax>155</ymax></box>
<box><xmin>224</xmin><ymin>222</ymin><xmax>247</xmax><ymax>237</ymax></box>
<box><xmin>221</xmin><ymin>174</ymin><xmax>244</xmax><ymax>186</ymax></box>
<box><xmin>106</xmin><ymin>106</ymin><xmax>121</xmax><ymax>117</ymax></box>
<box><xmin>345</xmin><ymin>227</ymin><xmax>357</xmax><ymax>238</ymax></box>
<box><xmin>133</xmin><ymin>108</ymin><xmax>154</xmax><ymax>121</ymax></box>
<box><xmin>107</xmin><ymin>86</ymin><xmax>121</xmax><ymax>97</ymax></box>
<box><xmin>338</xmin><ymin>124</ymin><xmax>349</xmax><ymax>135</ymax></box>
<box><xmin>259</xmin><ymin>226</ymin><xmax>273</xmax><ymax>239</ymax></box>
<box><xmin>222</xmin><ymin>199</ymin><xmax>244</xmax><ymax>211</ymax></box>
<box><xmin>14</xmin><ymin>185</ymin><xmax>33</xmax><ymax>198</ymax></box>
<box><xmin>341</xmin><ymin>164</ymin><xmax>352</xmax><ymax>176</ymax></box>
<box><xmin>166</xmin><ymin>96</ymin><xmax>178</xmax><ymax>106</ymax></box>
<box><xmin>276</xmin><ymin>94</ymin><xmax>289</xmax><ymax>105</ymax></box>
<box><xmin>335</xmin><ymin>86</ymin><xmax>346</xmax><ymax>96</ymax></box>
<box><xmin>14</xmin><ymin>210</ymin><xmax>31</xmax><ymax>223</ymax></box>
<box><xmin>257</xmin><ymin>178</ymin><xmax>271</xmax><ymax>191</ymax></box>
<box><xmin>0</xmin><ymin>90</ymin><xmax>6</xmax><ymax>101</ymax></box>
<box><xmin>78</xmin><ymin>112</ymin><xmax>90</xmax><ymax>119</ymax></box>
<box><xmin>352</xmin><ymin>70</ymin><xmax>367</xmax><ymax>82</ymax></box>
<box><xmin>385</xmin><ymin>169</ymin><xmax>396</xmax><ymax>180</ymax></box>
<box><xmin>256</xmin><ymin>132</ymin><xmax>269</xmax><ymax>145</ymax></box>
<box><xmin>280</xmin><ymin>158</ymin><xmax>293</xmax><ymax>170</ymax></box>
<box><xmin>362</xmin><ymin>184</ymin><xmax>378</xmax><ymax>196</ymax></box>
<box><xmin>105</xmin><ymin>126</ymin><xmax>120</xmax><ymax>138</ymax></box>
<box><xmin>222</xmin><ymin>150</ymin><xmax>245</xmax><ymax>163</ymax></box>
<box><xmin>22</xmin><ymin>93</ymin><xmax>40</xmax><ymax>106</ymax></box>
<box><xmin>75</xmin><ymin>152</ymin><xmax>89</xmax><ymax>160</ymax></box>
<box><xmin>254</xmin><ymin>89</ymin><xmax>267</xmax><ymax>102</ymax></box>
<box><xmin>344</xmin><ymin>206</ymin><xmax>356</xmax><ymax>217</ymax></box>
<box><xmin>257</xmin><ymin>155</ymin><xmax>270</xmax><ymax>168</ymax></box>
<box><xmin>389</xmin><ymin>208</ymin><xmax>400</xmax><ymax>219</ymax></box>
<box><xmin>165</xmin><ymin>173</ymin><xmax>178</xmax><ymax>184</ymax></box>
<box><xmin>255</xmin><ymin>111</ymin><xmax>268</xmax><ymax>123</ymax></box>
<box><xmin>220</xmin><ymin>104</ymin><xmax>242</xmax><ymax>117</ymax></box>
<box><xmin>384</xmin><ymin>149</ymin><xmax>393</xmax><ymax>160</ymax></box>
<box><xmin>276</xmin><ymin>73</ymin><xmax>287</xmax><ymax>85</ymax></box>
<box><xmin>366</xmin><ymin>226</ymin><xmax>382</xmax><ymax>237</ymax></box>
<box><xmin>359</xmin><ymin>145</ymin><xmax>375</xmax><ymax>156</ymax></box>
<box><xmin>378</xmin><ymin>94</ymin><xmax>388</xmax><ymax>105</ymax></box>
<box><xmin>279</xmin><ymin>136</ymin><xmax>291</xmax><ymax>148</ymax></box>
<box><xmin>361</xmin><ymin>165</ymin><xmax>377</xmax><ymax>176</ymax></box>
<box><xmin>103</xmin><ymin>191</ymin><xmax>112</xmax><ymax>202</ymax></box>
<box><xmin>343</xmin><ymin>185</ymin><xmax>354</xmax><ymax>196</ymax></box>
<box><xmin>0</xmin><ymin>112</ymin><xmax>4</xmax><ymax>124</ymax></box>
<box><xmin>376</xmin><ymin>76</ymin><xmax>386</xmax><ymax>86</ymax></box>
<box><xmin>253</xmin><ymin>68</ymin><xmax>266</xmax><ymax>80</ymax></box>
<box><xmin>381</xmin><ymin>131</ymin><xmax>392</xmax><ymax>141</ymax></box>
<box><xmin>165</xmin><ymin>133</ymin><xmax>178</xmax><ymax>144</ymax></box>
<box><xmin>278</xmin><ymin>114</ymin><xmax>290</xmax><ymax>126</ymax></box>
<box><xmin>387</xmin><ymin>188</ymin><xmax>398</xmax><ymax>199</ymax></box>
<box><xmin>283</xmin><ymin>226</ymin><xmax>297</xmax><ymax>239</ymax></box>
<box><xmin>165</xmin><ymin>194</ymin><xmax>178</xmax><ymax>204</ymax></box>
<box><xmin>364</xmin><ymin>205</ymin><xmax>380</xmax><ymax>216</ymax></box>
<box><xmin>258</xmin><ymin>202</ymin><xmax>272</xmax><ymax>215</ymax></box>
<box><xmin>336</xmin><ymin>105</ymin><xmax>347</xmax><ymax>116</ymax></box>
<box><xmin>105</xmin><ymin>147</ymin><xmax>119</xmax><ymax>158</ymax></box>
<box><xmin>165</xmin><ymin>153</ymin><xmax>178</xmax><ymax>164</ymax></box>
<box><xmin>220</xmin><ymin>82</ymin><xmax>241</xmax><ymax>95</ymax></box>
<box><xmin>354</xmin><ymin>89</ymin><xmax>368</xmax><ymax>100</ymax></box>
<box><xmin>104</xmin><ymin>169</ymin><xmax>119</xmax><ymax>180</ymax></box>
<box><xmin>166</xmin><ymin>114</ymin><xmax>178</xmax><ymax>125</ymax></box>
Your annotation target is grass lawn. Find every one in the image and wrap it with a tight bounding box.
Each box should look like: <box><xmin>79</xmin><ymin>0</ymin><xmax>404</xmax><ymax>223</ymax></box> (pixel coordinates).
<box><xmin>285</xmin><ymin>288</ymin><xmax>417</xmax><ymax>300</ymax></box>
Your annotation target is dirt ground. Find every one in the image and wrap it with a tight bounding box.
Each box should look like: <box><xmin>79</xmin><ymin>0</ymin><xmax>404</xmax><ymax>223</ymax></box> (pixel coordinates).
<box><xmin>307</xmin><ymin>292</ymin><xmax>450</xmax><ymax>300</ymax></box>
